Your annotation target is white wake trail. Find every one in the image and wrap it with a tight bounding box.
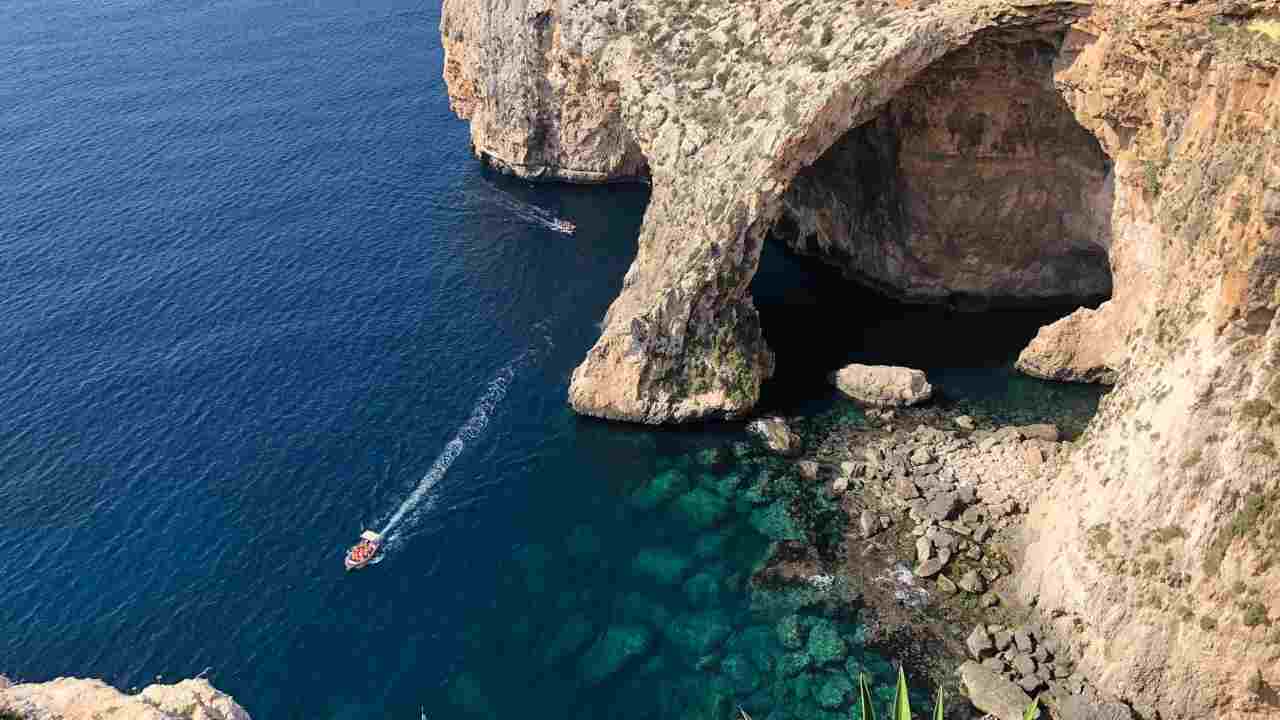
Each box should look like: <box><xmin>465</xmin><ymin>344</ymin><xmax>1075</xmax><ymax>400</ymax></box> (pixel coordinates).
<box><xmin>379</xmin><ymin>364</ymin><xmax>517</xmax><ymax>540</ymax></box>
<box><xmin>377</xmin><ymin>328</ymin><xmax>552</xmax><ymax>545</ymax></box>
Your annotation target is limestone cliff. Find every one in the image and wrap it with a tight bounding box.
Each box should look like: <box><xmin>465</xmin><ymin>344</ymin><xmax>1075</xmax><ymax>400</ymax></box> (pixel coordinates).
<box><xmin>441</xmin><ymin>0</ymin><xmax>1280</xmax><ymax>716</ymax></box>
<box><xmin>0</xmin><ymin>675</ymin><xmax>250</xmax><ymax>720</ymax></box>
<box><xmin>1012</xmin><ymin>6</ymin><xmax>1280</xmax><ymax>718</ymax></box>
<box><xmin>440</xmin><ymin>0</ymin><xmax>647</xmax><ymax>181</ymax></box>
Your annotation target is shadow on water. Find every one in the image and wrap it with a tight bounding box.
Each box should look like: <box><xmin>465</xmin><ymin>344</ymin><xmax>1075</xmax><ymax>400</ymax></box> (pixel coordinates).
<box><xmin>751</xmin><ymin>238</ymin><xmax>1110</xmax><ymax>435</ymax></box>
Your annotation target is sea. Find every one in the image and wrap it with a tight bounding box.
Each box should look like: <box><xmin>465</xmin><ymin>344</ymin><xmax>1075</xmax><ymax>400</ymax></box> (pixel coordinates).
<box><xmin>0</xmin><ymin>1</ymin><xmax>1106</xmax><ymax>718</ymax></box>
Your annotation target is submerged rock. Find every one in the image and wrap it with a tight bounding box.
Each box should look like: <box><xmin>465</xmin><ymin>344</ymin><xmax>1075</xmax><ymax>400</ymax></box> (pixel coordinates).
<box><xmin>580</xmin><ymin>625</ymin><xmax>654</xmax><ymax>685</ymax></box>
<box><xmin>665</xmin><ymin>610</ymin><xmax>733</xmax><ymax>656</ymax></box>
<box><xmin>776</xmin><ymin>615</ymin><xmax>807</xmax><ymax>650</ymax></box>
<box><xmin>747</xmin><ymin>417</ymin><xmax>803</xmax><ymax>457</ymax></box>
<box><xmin>720</xmin><ymin>653</ymin><xmax>760</xmax><ymax>694</ymax></box>
<box><xmin>750</xmin><ymin>502</ymin><xmax>803</xmax><ymax>541</ymax></box>
<box><xmin>616</xmin><ymin>593</ymin><xmax>672</xmax><ymax>629</ymax></box>
<box><xmin>815</xmin><ymin>674</ymin><xmax>855</xmax><ymax>709</ymax></box>
<box><xmin>778</xmin><ymin>651</ymin><xmax>813</xmax><ymax>677</ymax></box>
<box><xmin>673</xmin><ymin>487</ymin><xmax>730</xmax><ymax>529</ymax></box>
<box><xmin>806</xmin><ymin>620</ymin><xmax>849</xmax><ymax>665</ymax></box>
<box><xmin>543</xmin><ymin>614</ymin><xmax>597</xmax><ymax>665</ymax></box>
<box><xmin>831</xmin><ymin>364</ymin><xmax>933</xmax><ymax>407</ymax></box>
<box><xmin>632</xmin><ymin>547</ymin><xmax>692</xmax><ymax>585</ymax></box>
<box><xmin>566</xmin><ymin>524</ymin><xmax>602</xmax><ymax>557</ymax></box>
<box><xmin>682</xmin><ymin>571</ymin><xmax>723</xmax><ymax>608</ymax></box>
<box><xmin>630</xmin><ymin>469</ymin><xmax>690</xmax><ymax>510</ymax></box>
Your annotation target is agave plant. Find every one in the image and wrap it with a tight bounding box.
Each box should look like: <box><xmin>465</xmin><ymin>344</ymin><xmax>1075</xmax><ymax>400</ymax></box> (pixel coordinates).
<box><xmin>854</xmin><ymin>666</ymin><xmax>1041</xmax><ymax>720</ymax></box>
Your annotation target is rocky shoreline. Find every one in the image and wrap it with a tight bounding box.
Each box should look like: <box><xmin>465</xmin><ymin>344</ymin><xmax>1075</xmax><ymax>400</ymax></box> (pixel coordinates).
<box><xmin>748</xmin><ymin>397</ymin><xmax>1136</xmax><ymax>719</ymax></box>
<box><xmin>0</xmin><ymin>674</ymin><xmax>249</xmax><ymax>720</ymax></box>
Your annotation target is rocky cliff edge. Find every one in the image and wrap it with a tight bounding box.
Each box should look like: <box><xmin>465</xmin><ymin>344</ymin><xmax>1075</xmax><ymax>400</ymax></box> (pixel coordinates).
<box><xmin>0</xmin><ymin>675</ymin><xmax>250</xmax><ymax>720</ymax></box>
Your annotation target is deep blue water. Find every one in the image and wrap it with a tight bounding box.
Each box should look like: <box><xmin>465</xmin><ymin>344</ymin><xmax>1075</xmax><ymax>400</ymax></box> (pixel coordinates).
<box><xmin>0</xmin><ymin>2</ymin><xmax>1104</xmax><ymax>718</ymax></box>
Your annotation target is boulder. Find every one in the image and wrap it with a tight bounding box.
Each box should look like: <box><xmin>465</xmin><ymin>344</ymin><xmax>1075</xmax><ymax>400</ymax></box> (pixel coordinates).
<box><xmin>924</xmin><ymin>492</ymin><xmax>961</xmax><ymax>521</ymax></box>
<box><xmin>955</xmin><ymin>415</ymin><xmax>976</xmax><ymax>430</ymax></box>
<box><xmin>994</xmin><ymin>630</ymin><xmax>1013</xmax><ymax>651</ymax></box>
<box><xmin>937</xmin><ymin>575</ymin><xmax>958</xmax><ymax>593</ymax></box>
<box><xmin>910</xmin><ymin>446</ymin><xmax>933</xmax><ymax>465</ymax></box>
<box><xmin>982</xmin><ymin>657</ymin><xmax>1008</xmax><ymax>674</ymax></box>
<box><xmin>859</xmin><ymin>510</ymin><xmax>877</xmax><ymax>538</ymax></box>
<box><xmin>957</xmin><ymin>569</ymin><xmax>985</xmax><ymax>594</ymax></box>
<box><xmin>930</xmin><ymin>529</ymin><xmax>956</xmax><ymax>549</ymax></box>
<box><xmin>831</xmin><ymin>364</ymin><xmax>933</xmax><ymax>407</ymax></box>
<box><xmin>832</xmin><ymin>476</ymin><xmax>849</xmax><ymax>495</ymax></box>
<box><xmin>1018</xmin><ymin>674</ymin><xmax>1044</xmax><ymax>693</ymax></box>
<box><xmin>1014</xmin><ymin>628</ymin><xmax>1035</xmax><ymax>653</ymax></box>
<box><xmin>1012</xmin><ymin>654</ymin><xmax>1038</xmax><ymax>678</ymax></box>
<box><xmin>797</xmin><ymin>460</ymin><xmax>820</xmax><ymax>480</ymax></box>
<box><xmin>894</xmin><ymin>476</ymin><xmax>920</xmax><ymax>500</ymax></box>
<box><xmin>1018</xmin><ymin>423</ymin><xmax>1060</xmax><ymax>442</ymax></box>
<box><xmin>967</xmin><ymin>625</ymin><xmax>995</xmax><ymax>658</ymax></box>
<box><xmin>0</xmin><ymin>675</ymin><xmax>9</xmax><ymax>690</ymax></box>
<box><xmin>916</xmin><ymin>536</ymin><xmax>934</xmax><ymax>563</ymax></box>
<box><xmin>916</xmin><ymin>556</ymin><xmax>946</xmax><ymax>578</ymax></box>
<box><xmin>959</xmin><ymin>661</ymin><xmax>1036</xmax><ymax>720</ymax></box>
<box><xmin>747</xmin><ymin>417</ymin><xmax>803</xmax><ymax>457</ymax></box>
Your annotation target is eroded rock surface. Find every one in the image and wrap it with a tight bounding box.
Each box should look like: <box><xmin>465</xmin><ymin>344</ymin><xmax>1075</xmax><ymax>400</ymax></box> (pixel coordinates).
<box><xmin>0</xmin><ymin>677</ymin><xmax>249</xmax><ymax>720</ymax></box>
<box><xmin>777</xmin><ymin>35</ymin><xmax>1113</xmax><ymax>308</ymax></box>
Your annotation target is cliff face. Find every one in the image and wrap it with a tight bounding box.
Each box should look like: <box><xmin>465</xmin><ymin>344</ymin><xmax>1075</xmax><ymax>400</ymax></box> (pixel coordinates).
<box><xmin>440</xmin><ymin>0</ymin><xmax>1280</xmax><ymax>716</ymax></box>
<box><xmin>1013</xmin><ymin>7</ymin><xmax>1280</xmax><ymax>718</ymax></box>
<box><xmin>440</xmin><ymin>0</ymin><xmax>647</xmax><ymax>181</ymax></box>
<box><xmin>0</xmin><ymin>676</ymin><xmax>250</xmax><ymax>720</ymax></box>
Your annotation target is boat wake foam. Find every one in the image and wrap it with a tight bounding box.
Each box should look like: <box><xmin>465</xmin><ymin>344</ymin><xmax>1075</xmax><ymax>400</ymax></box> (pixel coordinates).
<box><xmin>474</xmin><ymin>182</ymin><xmax>574</xmax><ymax>235</ymax></box>
<box><xmin>376</xmin><ymin>326</ymin><xmax>552</xmax><ymax>549</ymax></box>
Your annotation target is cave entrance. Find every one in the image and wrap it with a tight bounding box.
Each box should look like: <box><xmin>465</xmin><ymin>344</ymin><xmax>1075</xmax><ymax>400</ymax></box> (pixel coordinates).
<box><xmin>752</xmin><ymin>32</ymin><xmax>1113</xmax><ymax>430</ymax></box>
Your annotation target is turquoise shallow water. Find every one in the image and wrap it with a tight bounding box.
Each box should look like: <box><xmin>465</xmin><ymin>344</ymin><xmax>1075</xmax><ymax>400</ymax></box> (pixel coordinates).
<box><xmin>0</xmin><ymin>0</ymin><xmax>1106</xmax><ymax>718</ymax></box>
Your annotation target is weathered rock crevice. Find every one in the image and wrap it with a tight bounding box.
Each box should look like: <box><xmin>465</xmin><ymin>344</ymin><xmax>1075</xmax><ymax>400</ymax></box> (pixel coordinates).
<box><xmin>773</xmin><ymin>33</ymin><xmax>1114</xmax><ymax>311</ymax></box>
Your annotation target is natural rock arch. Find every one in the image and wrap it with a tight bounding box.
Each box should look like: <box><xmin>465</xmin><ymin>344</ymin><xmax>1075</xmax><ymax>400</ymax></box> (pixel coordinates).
<box><xmin>567</xmin><ymin>0</ymin><xmax>1094</xmax><ymax>423</ymax></box>
<box><xmin>772</xmin><ymin>33</ymin><xmax>1114</xmax><ymax>311</ymax></box>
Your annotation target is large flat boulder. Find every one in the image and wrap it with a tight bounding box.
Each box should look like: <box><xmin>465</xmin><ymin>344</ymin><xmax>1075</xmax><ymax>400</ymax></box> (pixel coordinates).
<box><xmin>959</xmin><ymin>660</ymin><xmax>1035</xmax><ymax>720</ymax></box>
<box><xmin>831</xmin><ymin>364</ymin><xmax>933</xmax><ymax>407</ymax></box>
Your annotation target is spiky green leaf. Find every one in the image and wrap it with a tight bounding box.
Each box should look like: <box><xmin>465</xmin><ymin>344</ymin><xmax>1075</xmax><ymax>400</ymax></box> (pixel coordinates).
<box><xmin>933</xmin><ymin>687</ymin><xmax>944</xmax><ymax>720</ymax></box>
<box><xmin>1022</xmin><ymin>697</ymin><xmax>1040</xmax><ymax>720</ymax></box>
<box><xmin>857</xmin><ymin>673</ymin><xmax>877</xmax><ymax>720</ymax></box>
<box><xmin>892</xmin><ymin>666</ymin><xmax>911</xmax><ymax>720</ymax></box>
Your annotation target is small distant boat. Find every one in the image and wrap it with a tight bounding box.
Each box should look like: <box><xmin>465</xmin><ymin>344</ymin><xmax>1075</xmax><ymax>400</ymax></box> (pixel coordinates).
<box><xmin>550</xmin><ymin>218</ymin><xmax>575</xmax><ymax>235</ymax></box>
<box><xmin>345</xmin><ymin>530</ymin><xmax>383</xmax><ymax>571</ymax></box>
